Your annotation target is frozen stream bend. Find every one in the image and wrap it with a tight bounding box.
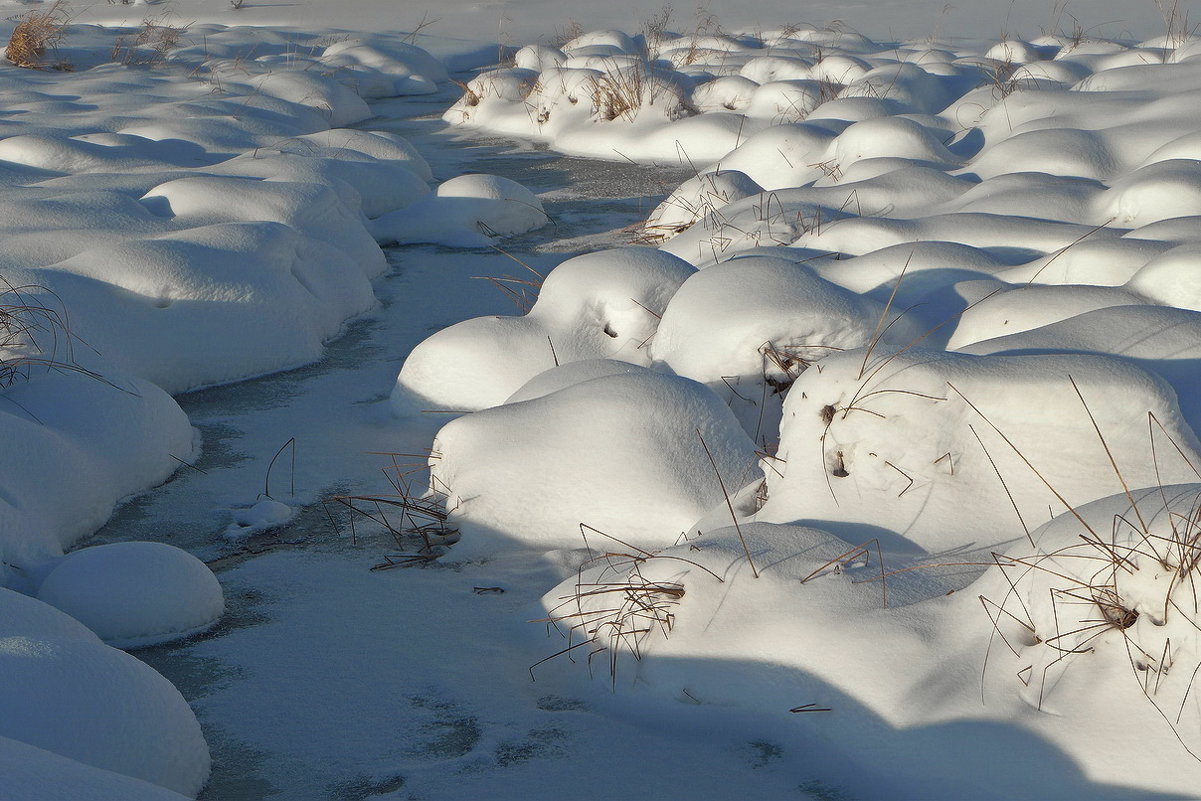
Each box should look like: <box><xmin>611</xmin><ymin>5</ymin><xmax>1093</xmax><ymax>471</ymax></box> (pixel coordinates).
<box><xmin>84</xmin><ymin>87</ymin><xmax>830</xmax><ymax>800</ymax></box>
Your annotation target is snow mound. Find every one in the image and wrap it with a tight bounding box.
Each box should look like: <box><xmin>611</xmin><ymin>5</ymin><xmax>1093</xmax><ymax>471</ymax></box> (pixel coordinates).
<box><xmin>504</xmin><ymin>359</ymin><xmax>647</xmax><ymax>404</ymax></box>
<box><xmin>428</xmin><ymin>369</ymin><xmax>761</xmax><ymax>557</ymax></box>
<box><xmin>0</xmin><ymin>587</ymin><xmax>101</xmax><ymax>644</ymax></box>
<box><xmin>0</xmin><ymin>736</ymin><xmax>191</xmax><ymax>801</ymax></box>
<box><xmin>643</xmin><ymin>169</ymin><xmax>763</xmax><ymax>242</ymax></box>
<box><xmin>972</xmin><ymin>483</ymin><xmax>1201</xmax><ymax>772</ymax></box>
<box><xmin>37</xmin><ymin>542</ymin><xmax>224</xmax><ymax>649</ymax></box>
<box><xmin>947</xmin><ymin>285</ymin><xmax>1148</xmax><ymax>348</ymax></box>
<box><xmin>247</xmin><ymin>71</ymin><xmax>372</xmax><ymax>127</ymax></box>
<box><xmin>996</xmin><ymin>238</ymin><xmax>1170</xmax><ymax>286</ymax></box>
<box><xmin>226</xmin><ymin>497</ymin><xmax>297</xmax><ymax>539</ymax></box>
<box><xmin>714</xmin><ymin>123</ymin><xmax>835</xmax><ymax>190</ymax></box>
<box><xmin>393</xmin><ymin>247</ymin><xmax>694</xmax><ymax>411</ymax></box>
<box><xmin>651</xmin><ymin>255</ymin><xmax>924</xmax><ymax>442</ymax></box>
<box><xmin>954</xmin><ymin>304</ymin><xmax>1201</xmax><ymax>437</ymax></box>
<box><xmin>1128</xmin><ymin>243</ymin><xmax>1201</xmax><ymax>310</ymax></box>
<box><xmin>319</xmin><ymin>38</ymin><xmax>449</xmax><ymax>97</ymax></box>
<box><xmin>1101</xmin><ymin>159</ymin><xmax>1201</xmax><ymax>225</ymax></box>
<box><xmin>371</xmin><ymin>173</ymin><xmax>548</xmax><ymax>247</ymax></box>
<box><xmin>758</xmin><ymin>349</ymin><xmax>1201</xmax><ymax>552</ymax></box>
<box><xmin>0</xmin><ymin>373</ymin><xmax>195</xmax><ymax>582</ymax></box>
<box><xmin>142</xmin><ymin>174</ymin><xmax>384</xmax><ymax>274</ymax></box>
<box><xmin>34</xmin><ymin>220</ymin><xmax>376</xmax><ymax>394</ymax></box>
<box><xmin>0</xmin><ymin>634</ymin><xmax>210</xmax><ymax>796</ymax></box>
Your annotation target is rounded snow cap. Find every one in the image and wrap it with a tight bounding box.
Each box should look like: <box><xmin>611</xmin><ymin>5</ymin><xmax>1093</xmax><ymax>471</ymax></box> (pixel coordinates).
<box><xmin>37</xmin><ymin>542</ymin><xmax>224</xmax><ymax>650</ymax></box>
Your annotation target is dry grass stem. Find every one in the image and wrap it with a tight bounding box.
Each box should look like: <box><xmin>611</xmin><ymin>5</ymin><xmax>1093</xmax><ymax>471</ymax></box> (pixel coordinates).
<box><xmin>5</xmin><ymin>0</ymin><xmax>70</xmax><ymax>69</ymax></box>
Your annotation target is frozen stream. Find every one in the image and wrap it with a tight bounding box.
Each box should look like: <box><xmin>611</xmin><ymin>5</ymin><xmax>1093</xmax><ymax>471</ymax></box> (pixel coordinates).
<box><xmin>86</xmin><ymin>86</ymin><xmax>836</xmax><ymax>800</ymax></box>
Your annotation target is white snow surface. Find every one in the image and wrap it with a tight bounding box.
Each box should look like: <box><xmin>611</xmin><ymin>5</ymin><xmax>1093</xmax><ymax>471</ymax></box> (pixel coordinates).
<box><xmin>393</xmin><ymin>247</ymin><xmax>695</xmax><ymax>411</ymax></box>
<box><xmin>400</xmin><ymin>13</ymin><xmax>1201</xmax><ymax>799</ymax></box>
<box><xmin>0</xmin><ymin>12</ymin><xmax>539</xmax><ymax>799</ymax></box>
<box><xmin>6</xmin><ymin>0</ymin><xmax>1201</xmax><ymax>799</ymax></box>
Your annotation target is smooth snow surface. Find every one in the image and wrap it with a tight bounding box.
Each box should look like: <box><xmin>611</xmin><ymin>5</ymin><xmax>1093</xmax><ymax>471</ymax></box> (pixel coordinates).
<box><xmin>37</xmin><ymin>542</ymin><xmax>225</xmax><ymax>649</ymax></box>
<box><xmin>7</xmin><ymin>1</ymin><xmax>1201</xmax><ymax>799</ymax></box>
<box><xmin>0</xmin><ymin>736</ymin><xmax>191</xmax><ymax>801</ymax></box>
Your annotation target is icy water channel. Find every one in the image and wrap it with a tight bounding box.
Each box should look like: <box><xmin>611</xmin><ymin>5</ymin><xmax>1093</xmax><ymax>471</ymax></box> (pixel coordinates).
<box><xmin>87</xmin><ymin>86</ymin><xmax>833</xmax><ymax>800</ymax></box>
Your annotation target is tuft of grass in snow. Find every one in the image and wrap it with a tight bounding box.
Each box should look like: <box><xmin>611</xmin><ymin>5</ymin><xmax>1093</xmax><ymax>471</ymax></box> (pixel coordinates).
<box><xmin>589</xmin><ymin>63</ymin><xmax>650</xmax><ymax>122</ymax></box>
<box><xmin>964</xmin><ymin>378</ymin><xmax>1201</xmax><ymax>762</ymax></box>
<box><xmin>533</xmin><ymin>523</ymin><xmax>724</xmax><ymax>687</ymax></box>
<box><xmin>451</xmin><ymin>78</ymin><xmax>481</xmax><ymax>108</ymax></box>
<box><xmin>677</xmin><ymin>6</ymin><xmax>723</xmax><ymax>66</ymax></box>
<box><xmin>111</xmin><ymin>12</ymin><xmax>191</xmax><ymax>67</ymax></box>
<box><xmin>0</xmin><ymin>280</ymin><xmax>102</xmax><ymax>390</ymax></box>
<box><xmin>4</xmin><ymin>0</ymin><xmax>71</xmax><ymax>70</ymax></box>
<box><xmin>640</xmin><ymin>4</ymin><xmax>674</xmax><ymax>57</ymax></box>
<box><xmin>472</xmin><ymin>245</ymin><xmax>545</xmax><ymax>314</ymax></box>
<box><xmin>1156</xmin><ymin>0</ymin><xmax>1196</xmax><ymax>59</ymax></box>
<box><xmin>552</xmin><ymin>18</ymin><xmax>583</xmax><ymax>48</ymax></box>
<box><xmin>324</xmin><ymin>450</ymin><xmax>457</xmax><ymax>569</ymax></box>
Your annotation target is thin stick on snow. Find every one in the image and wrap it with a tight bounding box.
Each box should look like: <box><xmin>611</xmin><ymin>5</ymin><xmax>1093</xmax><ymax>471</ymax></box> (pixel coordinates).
<box><xmin>697</xmin><ymin>429</ymin><xmax>758</xmax><ymax>578</ymax></box>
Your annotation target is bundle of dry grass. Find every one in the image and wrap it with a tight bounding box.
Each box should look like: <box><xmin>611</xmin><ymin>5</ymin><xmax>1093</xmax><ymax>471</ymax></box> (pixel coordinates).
<box><xmin>324</xmin><ymin>449</ymin><xmax>458</xmax><ymax>569</ymax></box>
<box><xmin>111</xmin><ymin>13</ymin><xmax>191</xmax><ymax>67</ymax></box>
<box><xmin>5</xmin><ymin>0</ymin><xmax>70</xmax><ymax>69</ymax></box>
<box><xmin>0</xmin><ymin>280</ymin><xmax>103</xmax><ymax>388</ymax></box>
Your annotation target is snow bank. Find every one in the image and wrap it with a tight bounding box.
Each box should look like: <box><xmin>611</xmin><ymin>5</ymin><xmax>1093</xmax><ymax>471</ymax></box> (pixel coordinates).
<box><xmin>0</xmin><ymin>23</ymin><xmax>464</xmax><ymax>397</ymax></box>
<box><xmin>0</xmin><ymin>23</ymin><xmax>459</xmax><ymax>798</ymax></box>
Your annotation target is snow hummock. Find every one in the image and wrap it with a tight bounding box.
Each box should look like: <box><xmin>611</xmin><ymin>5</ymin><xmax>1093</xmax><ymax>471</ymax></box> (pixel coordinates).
<box><xmin>379</xmin><ymin>19</ymin><xmax>1201</xmax><ymax>798</ymax></box>
<box><xmin>371</xmin><ymin>172</ymin><xmax>549</xmax><ymax>247</ymax></box>
<box><xmin>0</xmin><ymin>373</ymin><xmax>196</xmax><ymax>585</ymax></box>
<box><xmin>0</xmin><ymin>735</ymin><xmax>191</xmax><ymax>801</ymax></box>
<box><xmin>429</xmin><ymin>368</ymin><xmax>762</xmax><ymax>558</ymax></box>
<box><xmin>37</xmin><ymin>542</ymin><xmax>225</xmax><ymax>649</ymax></box>
<box><xmin>393</xmin><ymin>247</ymin><xmax>695</xmax><ymax>412</ymax></box>
<box><xmin>0</xmin><ymin>633</ymin><xmax>210</xmax><ymax>796</ymax></box>
<box><xmin>226</xmin><ymin>497</ymin><xmax>297</xmax><ymax>539</ymax></box>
